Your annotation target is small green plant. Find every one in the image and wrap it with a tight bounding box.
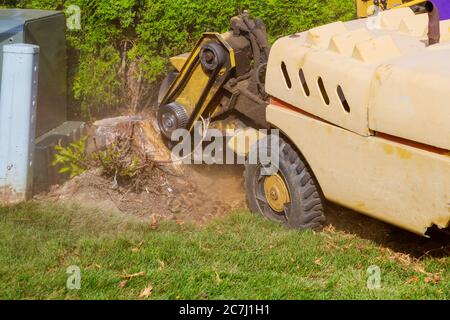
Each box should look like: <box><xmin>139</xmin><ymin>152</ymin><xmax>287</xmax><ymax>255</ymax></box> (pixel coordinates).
<box><xmin>52</xmin><ymin>136</ymin><xmax>90</xmax><ymax>178</ymax></box>
<box><xmin>52</xmin><ymin>133</ymin><xmax>154</xmax><ymax>191</ymax></box>
<box><xmin>96</xmin><ymin>141</ymin><xmax>143</xmax><ymax>181</ymax></box>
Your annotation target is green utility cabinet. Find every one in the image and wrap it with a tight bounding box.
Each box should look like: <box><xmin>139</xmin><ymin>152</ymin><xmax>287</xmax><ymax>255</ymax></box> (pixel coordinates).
<box><xmin>0</xmin><ymin>9</ymin><xmax>67</xmax><ymax>137</ymax></box>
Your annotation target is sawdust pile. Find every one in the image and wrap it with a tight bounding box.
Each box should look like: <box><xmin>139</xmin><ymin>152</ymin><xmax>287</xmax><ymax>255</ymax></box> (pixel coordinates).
<box><xmin>36</xmin><ymin>115</ymin><xmax>247</xmax><ymax>224</ymax></box>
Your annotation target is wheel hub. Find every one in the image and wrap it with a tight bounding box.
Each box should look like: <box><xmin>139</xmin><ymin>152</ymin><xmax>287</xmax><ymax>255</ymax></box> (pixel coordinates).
<box><xmin>157</xmin><ymin>102</ymin><xmax>189</xmax><ymax>140</ymax></box>
<box><xmin>263</xmin><ymin>174</ymin><xmax>290</xmax><ymax>213</ymax></box>
<box><xmin>162</xmin><ymin>113</ymin><xmax>176</xmax><ymax>131</ymax></box>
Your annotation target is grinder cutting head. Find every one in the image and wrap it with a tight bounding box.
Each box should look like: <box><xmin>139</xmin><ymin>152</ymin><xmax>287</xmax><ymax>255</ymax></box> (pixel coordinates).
<box><xmin>157</xmin><ymin>13</ymin><xmax>271</xmax><ymax>144</ymax></box>
<box><xmin>158</xmin><ymin>102</ymin><xmax>189</xmax><ymax>140</ymax></box>
<box><xmin>157</xmin><ymin>35</ymin><xmax>231</xmax><ymax>141</ymax></box>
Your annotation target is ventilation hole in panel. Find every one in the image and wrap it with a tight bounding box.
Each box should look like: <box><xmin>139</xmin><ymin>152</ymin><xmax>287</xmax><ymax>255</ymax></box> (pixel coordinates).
<box><xmin>298</xmin><ymin>69</ymin><xmax>310</xmax><ymax>96</ymax></box>
<box><xmin>281</xmin><ymin>62</ymin><xmax>292</xmax><ymax>89</ymax></box>
<box><xmin>318</xmin><ymin>77</ymin><xmax>330</xmax><ymax>105</ymax></box>
<box><xmin>337</xmin><ymin>85</ymin><xmax>350</xmax><ymax>113</ymax></box>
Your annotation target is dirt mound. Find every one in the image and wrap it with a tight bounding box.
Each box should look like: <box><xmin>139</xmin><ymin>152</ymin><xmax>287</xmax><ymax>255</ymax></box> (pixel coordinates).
<box><xmin>37</xmin><ymin>163</ymin><xmax>247</xmax><ymax>224</ymax></box>
<box><xmin>35</xmin><ymin>114</ymin><xmax>247</xmax><ymax>224</ymax></box>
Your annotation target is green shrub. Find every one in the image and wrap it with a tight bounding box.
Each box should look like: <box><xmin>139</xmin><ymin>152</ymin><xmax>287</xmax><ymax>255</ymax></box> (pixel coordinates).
<box><xmin>52</xmin><ymin>136</ymin><xmax>89</xmax><ymax>178</ymax></box>
<box><xmin>52</xmin><ymin>134</ymin><xmax>156</xmax><ymax>190</ymax></box>
<box><xmin>6</xmin><ymin>0</ymin><xmax>355</xmax><ymax>118</ymax></box>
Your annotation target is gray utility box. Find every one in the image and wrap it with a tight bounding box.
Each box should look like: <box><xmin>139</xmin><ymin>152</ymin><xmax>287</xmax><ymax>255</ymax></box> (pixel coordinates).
<box><xmin>0</xmin><ymin>9</ymin><xmax>67</xmax><ymax>137</ymax></box>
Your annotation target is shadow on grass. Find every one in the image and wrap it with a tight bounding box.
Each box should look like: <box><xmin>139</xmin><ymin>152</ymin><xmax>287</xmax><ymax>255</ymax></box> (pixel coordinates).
<box><xmin>325</xmin><ymin>202</ymin><xmax>450</xmax><ymax>259</ymax></box>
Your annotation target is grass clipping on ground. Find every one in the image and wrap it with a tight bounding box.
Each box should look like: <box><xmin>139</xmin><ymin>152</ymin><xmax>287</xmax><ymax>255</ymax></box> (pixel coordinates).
<box><xmin>0</xmin><ymin>202</ymin><xmax>448</xmax><ymax>300</ymax></box>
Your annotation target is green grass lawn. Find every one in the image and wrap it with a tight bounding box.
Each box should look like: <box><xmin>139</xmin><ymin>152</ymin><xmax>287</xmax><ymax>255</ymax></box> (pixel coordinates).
<box><xmin>0</xmin><ymin>202</ymin><xmax>448</xmax><ymax>300</ymax></box>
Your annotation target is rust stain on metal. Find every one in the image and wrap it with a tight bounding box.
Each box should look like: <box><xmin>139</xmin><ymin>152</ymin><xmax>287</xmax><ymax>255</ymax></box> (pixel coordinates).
<box><xmin>355</xmin><ymin>201</ymin><xmax>368</xmax><ymax>212</ymax></box>
<box><xmin>396</xmin><ymin>147</ymin><xmax>413</xmax><ymax>160</ymax></box>
<box><xmin>383</xmin><ymin>145</ymin><xmax>394</xmax><ymax>155</ymax></box>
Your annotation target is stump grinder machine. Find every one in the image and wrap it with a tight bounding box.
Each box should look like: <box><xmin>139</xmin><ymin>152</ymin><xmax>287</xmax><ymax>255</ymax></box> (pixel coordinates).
<box><xmin>156</xmin><ymin>3</ymin><xmax>450</xmax><ymax>236</ymax></box>
<box><xmin>157</xmin><ymin>12</ymin><xmax>270</xmax><ymax>142</ymax></box>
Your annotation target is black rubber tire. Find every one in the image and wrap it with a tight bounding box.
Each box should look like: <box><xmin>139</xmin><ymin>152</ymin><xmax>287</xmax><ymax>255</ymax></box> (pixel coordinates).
<box><xmin>158</xmin><ymin>71</ymin><xmax>178</xmax><ymax>105</ymax></box>
<box><xmin>244</xmin><ymin>136</ymin><xmax>326</xmax><ymax>230</ymax></box>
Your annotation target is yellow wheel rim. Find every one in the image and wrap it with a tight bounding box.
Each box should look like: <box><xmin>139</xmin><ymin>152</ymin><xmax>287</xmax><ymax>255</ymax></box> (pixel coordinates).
<box><xmin>263</xmin><ymin>174</ymin><xmax>291</xmax><ymax>213</ymax></box>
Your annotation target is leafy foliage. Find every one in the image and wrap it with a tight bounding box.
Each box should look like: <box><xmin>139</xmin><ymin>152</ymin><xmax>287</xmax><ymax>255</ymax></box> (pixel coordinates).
<box><xmin>95</xmin><ymin>138</ymin><xmax>146</xmax><ymax>183</ymax></box>
<box><xmin>52</xmin><ymin>134</ymin><xmax>155</xmax><ymax>189</ymax></box>
<box><xmin>6</xmin><ymin>0</ymin><xmax>356</xmax><ymax>117</ymax></box>
<box><xmin>52</xmin><ymin>136</ymin><xmax>89</xmax><ymax>178</ymax></box>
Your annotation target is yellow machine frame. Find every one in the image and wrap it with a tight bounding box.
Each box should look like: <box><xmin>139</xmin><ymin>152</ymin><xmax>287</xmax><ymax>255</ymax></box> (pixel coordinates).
<box><xmin>160</xmin><ymin>33</ymin><xmax>236</xmax><ymax>133</ymax></box>
<box><xmin>355</xmin><ymin>0</ymin><xmax>424</xmax><ymax>18</ymax></box>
